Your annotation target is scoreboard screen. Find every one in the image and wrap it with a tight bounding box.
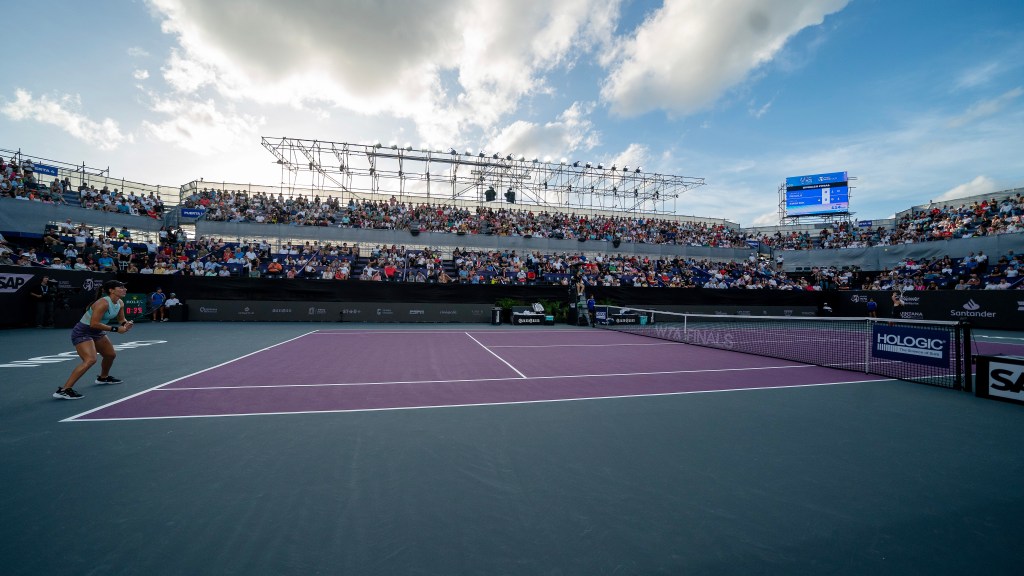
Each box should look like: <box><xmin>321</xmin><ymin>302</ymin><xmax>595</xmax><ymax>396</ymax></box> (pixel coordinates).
<box><xmin>785</xmin><ymin>171</ymin><xmax>849</xmax><ymax>217</ymax></box>
<box><xmin>122</xmin><ymin>293</ymin><xmax>147</xmax><ymax>319</ymax></box>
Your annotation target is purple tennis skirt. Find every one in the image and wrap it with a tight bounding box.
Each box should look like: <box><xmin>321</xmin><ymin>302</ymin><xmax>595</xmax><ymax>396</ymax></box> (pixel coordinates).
<box><xmin>71</xmin><ymin>322</ymin><xmax>108</xmax><ymax>346</ymax></box>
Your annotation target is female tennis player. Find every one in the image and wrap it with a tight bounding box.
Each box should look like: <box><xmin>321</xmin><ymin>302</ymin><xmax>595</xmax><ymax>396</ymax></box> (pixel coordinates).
<box><xmin>53</xmin><ymin>279</ymin><xmax>135</xmax><ymax>400</ymax></box>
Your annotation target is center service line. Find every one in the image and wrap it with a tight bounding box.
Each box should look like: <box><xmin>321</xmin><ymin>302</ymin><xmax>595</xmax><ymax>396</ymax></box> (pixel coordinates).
<box><xmin>465</xmin><ymin>332</ymin><xmax>527</xmax><ymax>379</ymax></box>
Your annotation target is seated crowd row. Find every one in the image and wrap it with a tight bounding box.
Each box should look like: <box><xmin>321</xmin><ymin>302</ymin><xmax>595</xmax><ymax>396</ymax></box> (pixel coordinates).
<box><xmin>2</xmin><ymin>156</ymin><xmax>166</xmax><ymax>218</ymax></box>
<box><xmin>3</xmin><ymin>150</ymin><xmax>1022</xmax><ymax>251</ymax></box>
<box><xmin>2</xmin><ymin>224</ymin><xmax>1021</xmax><ymax>291</ymax></box>
<box><xmin>180</xmin><ymin>187</ymin><xmax>1024</xmax><ymax>251</ymax></box>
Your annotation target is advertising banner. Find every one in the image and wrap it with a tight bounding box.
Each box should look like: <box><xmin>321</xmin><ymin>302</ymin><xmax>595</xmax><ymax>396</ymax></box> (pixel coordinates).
<box><xmin>0</xmin><ymin>267</ymin><xmax>111</xmax><ymax>327</ymax></box>
<box><xmin>187</xmin><ymin>300</ymin><xmax>345</xmax><ymax>322</ymax></box>
<box><xmin>33</xmin><ymin>163</ymin><xmax>59</xmax><ymax>177</ymax></box>
<box><xmin>186</xmin><ymin>300</ymin><xmax>493</xmax><ymax>323</ymax></box>
<box><xmin>975</xmin><ymin>355</ymin><xmax>1024</xmax><ymax>406</ymax></box>
<box><xmin>871</xmin><ymin>324</ymin><xmax>951</xmax><ymax>368</ymax></box>
<box><xmin>841</xmin><ymin>291</ymin><xmax>1022</xmax><ymax>330</ymax></box>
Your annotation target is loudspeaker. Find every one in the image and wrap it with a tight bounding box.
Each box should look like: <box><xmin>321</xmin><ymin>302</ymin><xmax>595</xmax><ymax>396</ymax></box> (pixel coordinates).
<box><xmin>612</xmin><ymin>238</ymin><xmax>621</xmax><ymax>248</ymax></box>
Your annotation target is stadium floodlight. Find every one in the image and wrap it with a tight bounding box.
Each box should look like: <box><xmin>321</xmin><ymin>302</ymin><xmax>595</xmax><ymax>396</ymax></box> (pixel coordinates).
<box><xmin>374</xmin><ymin>142</ymin><xmax>383</xmax><ymax>148</ymax></box>
<box><xmin>492</xmin><ymin>153</ymin><xmax>500</xmax><ymax>159</ymax></box>
<box><xmin>623</xmin><ymin>165</ymin><xmax>630</xmax><ymax>172</ymax></box>
<box><xmin>611</xmin><ymin>164</ymin><xmax>617</xmax><ymax>170</ymax></box>
<box><xmin>449</xmin><ymin>148</ymin><xmax>457</xmax><ymax>154</ymax></box>
<box><xmin>544</xmin><ymin>156</ymin><xmax>552</xmax><ymax>163</ymax></box>
<box><xmin>465</xmin><ymin>150</ymin><xmax>473</xmax><ymax>156</ymax></box>
<box><xmin>506</xmin><ymin>154</ymin><xmax>513</xmax><ymax>160</ymax></box>
<box><xmin>597</xmin><ymin>163</ymin><xmax>604</xmax><ymax>169</ymax></box>
<box><xmin>572</xmin><ymin>161</ymin><xmax>580</xmax><ymax>167</ymax></box>
<box><xmin>585</xmin><ymin>162</ymin><xmax>592</xmax><ymax>168</ymax></box>
<box><xmin>518</xmin><ymin>154</ymin><xmax>525</xmax><ymax>161</ymax></box>
<box><xmin>635</xmin><ymin>166</ymin><xmax>642</xmax><ymax>173</ymax></box>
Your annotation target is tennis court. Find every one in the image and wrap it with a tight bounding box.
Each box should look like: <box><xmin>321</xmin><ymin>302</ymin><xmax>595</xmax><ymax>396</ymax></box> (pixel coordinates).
<box><xmin>3</xmin><ymin>321</ymin><xmax>1024</xmax><ymax>575</ymax></box>
<box><xmin>66</xmin><ymin>327</ymin><xmax>892</xmax><ymax>421</ymax></box>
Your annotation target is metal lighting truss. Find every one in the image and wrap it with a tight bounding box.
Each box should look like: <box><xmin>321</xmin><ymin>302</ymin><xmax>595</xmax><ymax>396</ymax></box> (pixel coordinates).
<box><xmin>262</xmin><ymin>137</ymin><xmax>705</xmax><ymax>215</ymax></box>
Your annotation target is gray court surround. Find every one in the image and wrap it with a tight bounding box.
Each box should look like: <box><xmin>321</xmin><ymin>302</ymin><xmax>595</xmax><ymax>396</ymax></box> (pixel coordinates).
<box><xmin>2</xmin><ymin>322</ymin><xmax>1023</xmax><ymax>576</ymax></box>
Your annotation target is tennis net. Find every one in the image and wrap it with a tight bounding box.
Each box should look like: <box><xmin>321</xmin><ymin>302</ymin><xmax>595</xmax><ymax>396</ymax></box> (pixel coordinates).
<box><xmin>598</xmin><ymin>306</ymin><xmax>972</xmax><ymax>391</ymax></box>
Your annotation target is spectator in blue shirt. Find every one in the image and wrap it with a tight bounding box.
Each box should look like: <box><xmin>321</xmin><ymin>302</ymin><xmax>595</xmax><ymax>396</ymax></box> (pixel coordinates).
<box><xmin>149</xmin><ymin>287</ymin><xmax>167</xmax><ymax>322</ymax></box>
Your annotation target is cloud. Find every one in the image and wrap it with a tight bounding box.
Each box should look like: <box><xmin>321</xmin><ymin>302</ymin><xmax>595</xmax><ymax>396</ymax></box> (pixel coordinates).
<box><xmin>933</xmin><ymin>176</ymin><xmax>998</xmax><ymax>203</ymax></box>
<box><xmin>948</xmin><ymin>87</ymin><xmax>1023</xmax><ymax>128</ymax></box>
<box><xmin>954</xmin><ymin>61</ymin><xmax>1000</xmax><ymax>90</ymax></box>
<box><xmin>128</xmin><ymin>47</ymin><xmax>150</xmax><ymax>58</ymax></box>
<box><xmin>141</xmin><ymin>95</ymin><xmax>264</xmax><ymax>155</ymax></box>
<box><xmin>146</xmin><ymin>0</ymin><xmax>620</xmax><ymax>145</ymax></box>
<box><xmin>600</xmin><ymin>0</ymin><xmax>849</xmax><ymax>117</ymax></box>
<box><xmin>684</xmin><ymin>98</ymin><xmax>1023</xmax><ymax>227</ymax></box>
<box><xmin>134</xmin><ymin>69</ymin><xmax>150</xmax><ymax>80</ymax></box>
<box><xmin>608</xmin><ymin>143</ymin><xmax>650</xmax><ymax>172</ymax></box>
<box><xmin>748</xmin><ymin>99</ymin><xmax>773</xmax><ymax>119</ymax></box>
<box><xmin>487</xmin><ymin>102</ymin><xmax>601</xmax><ymax>161</ymax></box>
<box><xmin>751</xmin><ymin>210</ymin><xmax>782</xmax><ymax>227</ymax></box>
<box><xmin>0</xmin><ymin>89</ymin><xmax>127</xmax><ymax>150</ymax></box>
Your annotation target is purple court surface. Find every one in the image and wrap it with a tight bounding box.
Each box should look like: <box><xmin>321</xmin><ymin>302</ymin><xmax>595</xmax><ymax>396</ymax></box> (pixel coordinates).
<box><xmin>66</xmin><ymin>328</ymin><xmax>892</xmax><ymax>421</ymax></box>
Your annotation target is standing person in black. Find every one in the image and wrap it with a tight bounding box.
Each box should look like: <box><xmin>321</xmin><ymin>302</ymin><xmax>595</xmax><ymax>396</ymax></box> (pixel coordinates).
<box><xmin>30</xmin><ymin>276</ymin><xmax>56</xmax><ymax>327</ymax></box>
<box><xmin>891</xmin><ymin>291</ymin><xmax>905</xmax><ymax>319</ymax></box>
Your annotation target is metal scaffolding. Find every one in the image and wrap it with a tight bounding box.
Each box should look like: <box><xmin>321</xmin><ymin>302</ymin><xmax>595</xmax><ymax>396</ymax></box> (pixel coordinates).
<box><xmin>261</xmin><ymin>137</ymin><xmax>705</xmax><ymax>215</ymax></box>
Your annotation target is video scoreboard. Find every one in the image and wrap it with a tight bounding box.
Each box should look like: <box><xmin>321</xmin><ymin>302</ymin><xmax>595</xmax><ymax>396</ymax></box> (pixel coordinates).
<box><xmin>784</xmin><ymin>171</ymin><xmax>849</xmax><ymax>217</ymax></box>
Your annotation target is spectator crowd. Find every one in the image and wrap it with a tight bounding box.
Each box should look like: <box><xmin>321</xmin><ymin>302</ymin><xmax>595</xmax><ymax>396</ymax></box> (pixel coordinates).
<box><xmin>180</xmin><ymin>187</ymin><xmax>1024</xmax><ymax>251</ymax></box>
<box><xmin>2</xmin><ymin>152</ymin><xmax>1022</xmax><ymax>291</ymax></box>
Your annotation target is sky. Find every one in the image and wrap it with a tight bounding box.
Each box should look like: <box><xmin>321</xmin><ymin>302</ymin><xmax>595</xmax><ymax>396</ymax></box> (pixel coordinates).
<box><xmin>2</xmin><ymin>0</ymin><xmax>1022</xmax><ymax>227</ymax></box>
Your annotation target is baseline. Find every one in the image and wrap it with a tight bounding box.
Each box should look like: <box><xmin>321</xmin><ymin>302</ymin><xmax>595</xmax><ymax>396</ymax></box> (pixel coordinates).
<box><xmin>64</xmin><ymin>375</ymin><xmax>887</xmax><ymax>422</ymax></box>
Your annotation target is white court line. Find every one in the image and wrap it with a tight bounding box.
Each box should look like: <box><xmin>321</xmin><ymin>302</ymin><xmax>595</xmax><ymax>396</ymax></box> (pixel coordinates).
<box><xmin>61</xmin><ymin>378</ymin><xmax>887</xmax><ymax>422</ymax></box>
<box><xmin>489</xmin><ymin>342</ymin><xmax>684</xmax><ymax>348</ymax></box>
<box><xmin>464</xmin><ymin>332</ymin><xmax>527</xmax><ymax>378</ymax></box>
<box><xmin>974</xmin><ymin>335</ymin><xmax>1024</xmax><ymax>342</ymax></box>
<box><xmin>308</xmin><ymin>329</ymin><xmax>595</xmax><ymax>335</ymax></box>
<box><xmin>62</xmin><ymin>329</ymin><xmax>321</xmax><ymax>422</ymax></box>
<box><xmin>141</xmin><ymin>363</ymin><xmax>818</xmax><ymax>391</ymax></box>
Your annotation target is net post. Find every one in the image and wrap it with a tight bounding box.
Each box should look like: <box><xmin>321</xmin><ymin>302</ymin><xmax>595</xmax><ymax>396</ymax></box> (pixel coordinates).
<box><xmin>960</xmin><ymin>321</ymin><xmax>972</xmax><ymax>393</ymax></box>
<box><xmin>864</xmin><ymin>318</ymin><xmax>873</xmax><ymax>374</ymax></box>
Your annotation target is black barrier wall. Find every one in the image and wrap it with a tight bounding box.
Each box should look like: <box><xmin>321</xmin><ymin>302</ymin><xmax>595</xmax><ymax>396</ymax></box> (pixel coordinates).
<box><xmin>834</xmin><ymin>290</ymin><xmax>1022</xmax><ymax>329</ymax></box>
<box><xmin>187</xmin><ymin>300</ymin><xmax>493</xmax><ymax>323</ymax></box>
<box><xmin>0</xmin><ymin>267</ymin><xmax>110</xmax><ymax>328</ymax></box>
<box><xmin>2</xmin><ymin>266</ymin><xmax>1021</xmax><ymax>329</ymax></box>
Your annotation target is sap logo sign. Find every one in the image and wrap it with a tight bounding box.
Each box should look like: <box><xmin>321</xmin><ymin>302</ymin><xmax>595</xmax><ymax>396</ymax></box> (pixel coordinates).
<box><xmin>989</xmin><ymin>362</ymin><xmax>1024</xmax><ymax>400</ymax></box>
<box><xmin>0</xmin><ymin>274</ymin><xmax>34</xmax><ymax>293</ymax></box>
